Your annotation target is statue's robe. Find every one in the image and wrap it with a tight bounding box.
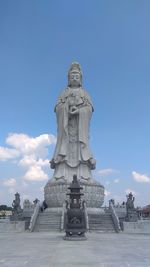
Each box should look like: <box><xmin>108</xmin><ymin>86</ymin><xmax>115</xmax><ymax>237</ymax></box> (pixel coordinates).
<box><xmin>51</xmin><ymin>87</ymin><xmax>95</xmax><ymax>181</ymax></box>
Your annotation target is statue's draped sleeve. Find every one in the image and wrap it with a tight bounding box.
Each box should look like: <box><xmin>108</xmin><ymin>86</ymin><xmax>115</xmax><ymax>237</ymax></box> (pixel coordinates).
<box><xmin>78</xmin><ymin>105</ymin><xmax>93</xmax><ymax>161</ymax></box>
<box><xmin>53</xmin><ymin>100</ymin><xmax>68</xmax><ymax>161</ymax></box>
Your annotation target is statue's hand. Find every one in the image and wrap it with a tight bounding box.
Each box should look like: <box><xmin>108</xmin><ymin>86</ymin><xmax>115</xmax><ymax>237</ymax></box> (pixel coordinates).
<box><xmin>70</xmin><ymin>106</ymin><xmax>79</xmax><ymax>114</ymax></box>
<box><xmin>70</xmin><ymin>108</ymin><xmax>79</xmax><ymax>115</ymax></box>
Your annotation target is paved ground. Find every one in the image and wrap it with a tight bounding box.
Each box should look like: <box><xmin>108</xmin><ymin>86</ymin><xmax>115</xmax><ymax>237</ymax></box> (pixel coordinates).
<box><xmin>0</xmin><ymin>232</ymin><xmax>150</xmax><ymax>267</ymax></box>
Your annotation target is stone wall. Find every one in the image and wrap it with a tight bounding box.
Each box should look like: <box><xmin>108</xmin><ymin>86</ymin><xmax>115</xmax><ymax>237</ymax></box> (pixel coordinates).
<box><xmin>0</xmin><ymin>221</ymin><xmax>26</xmax><ymax>232</ymax></box>
<box><xmin>123</xmin><ymin>220</ymin><xmax>150</xmax><ymax>233</ymax></box>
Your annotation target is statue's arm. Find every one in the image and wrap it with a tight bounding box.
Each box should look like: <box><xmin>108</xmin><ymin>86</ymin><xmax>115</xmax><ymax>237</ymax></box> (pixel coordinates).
<box><xmin>70</xmin><ymin>101</ymin><xmax>92</xmax><ymax>115</ymax></box>
<box><xmin>82</xmin><ymin>90</ymin><xmax>94</xmax><ymax>111</ymax></box>
<box><xmin>54</xmin><ymin>89</ymin><xmax>68</xmax><ymax>112</ymax></box>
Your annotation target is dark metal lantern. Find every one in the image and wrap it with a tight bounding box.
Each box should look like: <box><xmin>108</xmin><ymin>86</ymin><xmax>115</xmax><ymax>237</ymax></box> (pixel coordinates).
<box><xmin>64</xmin><ymin>175</ymin><xmax>87</xmax><ymax>239</ymax></box>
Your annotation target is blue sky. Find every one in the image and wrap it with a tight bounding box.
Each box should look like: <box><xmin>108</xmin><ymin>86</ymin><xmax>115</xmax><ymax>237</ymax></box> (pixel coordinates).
<box><xmin>0</xmin><ymin>0</ymin><xmax>150</xmax><ymax>206</ymax></box>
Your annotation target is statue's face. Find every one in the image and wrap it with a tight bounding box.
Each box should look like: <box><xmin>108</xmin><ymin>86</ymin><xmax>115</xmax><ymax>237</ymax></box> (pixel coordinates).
<box><xmin>69</xmin><ymin>71</ymin><xmax>81</xmax><ymax>87</ymax></box>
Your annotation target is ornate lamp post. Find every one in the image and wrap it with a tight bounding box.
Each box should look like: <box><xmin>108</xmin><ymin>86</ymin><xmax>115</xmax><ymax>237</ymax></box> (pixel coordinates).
<box><xmin>64</xmin><ymin>175</ymin><xmax>87</xmax><ymax>240</ymax></box>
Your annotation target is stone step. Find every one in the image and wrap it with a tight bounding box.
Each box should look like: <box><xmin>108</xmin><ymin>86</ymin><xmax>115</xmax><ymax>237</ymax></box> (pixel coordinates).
<box><xmin>89</xmin><ymin>220</ymin><xmax>114</xmax><ymax>223</ymax></box>
<box><xmin>37</xmin><ymin>223</ymin><xmax>60</xmax><ymax>225</ymax></box>
<box><xmin>37</xmin><ymin>224</ymin><xmax>60</xmax><ymax>229</ymax></box>
<box><xmin>38</xmin><ymin>217</ymin><xmax>60</xmax><ymax>221</ymax></box>
<box><xmin>88</xmin><ymin>212</ymin><xmax>116</xmax><ymax>232</ymax></box>
<box><xmin>90</xmin><ymin>226</ymin><xmax>114</xmax><ymax>229</ymax></box>
<box><xmin>35</xmin><ymin>228</ymin><xmax>60</xmax><ymax>232</ymax></box>
<box><xmin>89</xmin><ymin>220</ymin><xmax>113</xmax><ymax>223</ymax></box>
<box><xmin>36</xmin><ymin>221</ymin><xmax>60</xmax><ymax>223</ymax></box>
<box><xmin>38</xmin><ymin>216</ymin><xmax>60</xmax><ymax>218</ymax></box>
<box><xmin>89</xmin><ymin>214</ymin><xmax>111</xmax><ymax>218</ymax></box>
<box><xmin>38</xmin><ymin>221</ymin><xmax>60</xmax><ymax>223</ymax></box>
<box><xmin>89</xmin><ymin>224</ymin><xmax>114</xmax><ymax>227</ymax></box>
<box><xmin>90</xmin><ymin>229</ymin><xmax>116</xmax><ymax>233</ymax></box>
<box><xmin>33</xmin><ymin>210</ymin><xmax>62</xmax><ymax>232</ymax></box>
<box><xmin>37</xmin><ymin>218</ymin><xmax>61</xmax><ymax>221</ymax></box>
<box><xmin>39</xmin><ymin>215</ymin><xmax>61</xmax><ymax>217</ymax></box>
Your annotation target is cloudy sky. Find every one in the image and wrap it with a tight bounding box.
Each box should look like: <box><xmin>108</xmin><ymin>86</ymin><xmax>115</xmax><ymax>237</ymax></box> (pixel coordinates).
<box><xmin>0</xmin><ymin>1</ymin><xmax>150</xmax><ymax>207</ymax></box>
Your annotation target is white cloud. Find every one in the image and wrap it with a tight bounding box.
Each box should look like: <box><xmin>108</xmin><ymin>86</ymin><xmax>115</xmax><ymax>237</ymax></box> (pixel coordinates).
<box><xmin>0</xmin><ymin>132</ymin><xmax>55</xmax><ymax>184</ymax></box>
<box><xmin>0</xmin><ymin>147</ymin><xmax>20</xmax><ymax>161</ymax></box>
<box><xmin>6</xmin><ymin>133</ymin><xmax>56</xmax><ymax>157</ymax></box>
<box><xmin>98</xmin><ymin>168</ymin><xmax>119</xmax><ymax>176</ymax></box>
<box><xmin>125</xmin><ymin>188</ymin><xmax>136</xmax><ymax>196</ymax></box>
<box><xmin>105</xmin><ymin>189</ymin><xmax>111</xmax><ymax>197</ymax></box>
<box><xmin>114</xmin><ymin>179</ymin><xmax>119</xmax><ymax>184</ymax></box>
<box><xmin>132</xmin><ymin>171</ymin><xmax>150</xmax><ymax>183</ymax></box>
<box><xmin>0</xmin><ymin>133</ymin><xmax>56</xmax><ymax>163</ymax></box>
<box><xmin>19</xmin><ymin>155</ymin><xmax>49</xmax><ymax>167</ymax></box>
<box><xmin>24</xmin><ymin>165</ymin><xmax>48</xmax><ymax>181</ymax></box>
<box><xmin>3</xmin><ymin>178</ymin><xmax>17</xmax><ymax>187</ymax></box>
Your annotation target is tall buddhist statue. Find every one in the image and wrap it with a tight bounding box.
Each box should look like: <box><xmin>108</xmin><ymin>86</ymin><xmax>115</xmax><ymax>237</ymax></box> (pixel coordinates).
<box><xmin>44</xmin><ymin>62</ymin><xmax>104</xmax><ymax>208</ymax></box>
<box><xmin>50</xmin><ymin>62</ymin><xmax>96</xmax><ymax>182</ymax></box>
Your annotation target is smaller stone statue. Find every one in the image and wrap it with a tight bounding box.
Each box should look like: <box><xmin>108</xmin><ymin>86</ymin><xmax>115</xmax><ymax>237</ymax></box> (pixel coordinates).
<box><xmin>11</xmin><ymin>192</ymin><xmax>22</xmax><ymax>221</ymax></box>
<box><xmin>33</xmin><ymin>198</ymin><xmax>40</xmax><ymax>207</ymax></box>
<box><xmin>23</xmin><ymin>199</ymin><xmax>34</xmax><ymax>218</ymax></box>
<box><xmin>109</xmin><ymin>199</ymin><xmax>115</xmax><ymax>207</ymax></box>
<box><xmin>125</xmin><ymin>192</ymin><xmax>138</xmax><ymax>222</ymax></box>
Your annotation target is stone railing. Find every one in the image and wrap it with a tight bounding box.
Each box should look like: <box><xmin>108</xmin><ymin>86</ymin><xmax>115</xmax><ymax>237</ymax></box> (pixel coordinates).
<box><xmin>29</xmin><ymin>203</ymin><xmax>40</xmax><ymax>232</ymax></box>
<box><xmin>83</xmin><ymin>201</ymin><xmax>89</xmax><ymax>231</ymax></box>
<box><xmin>109</xmin><ymin>203</ymin><xmax>121</xmax><ymax>233</ymax></box>
<box><xmin>60</xmin><ymin>202</ymin><xmax>66</xmax><ymax>231</ymax></box>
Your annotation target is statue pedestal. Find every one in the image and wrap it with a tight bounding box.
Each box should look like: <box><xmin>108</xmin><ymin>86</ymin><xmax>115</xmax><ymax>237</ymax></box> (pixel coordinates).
<box><xmin>44</xmin><ymin>178</ymin><xmax>105</xmax><ymax>208</ymax></box>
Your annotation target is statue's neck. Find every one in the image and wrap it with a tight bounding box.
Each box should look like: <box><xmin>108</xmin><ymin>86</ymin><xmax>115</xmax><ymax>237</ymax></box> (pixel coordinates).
<box><xmin>68</xmin><ymin>86</ymin><xmax>82</xmax><ymax>90</ymax></box>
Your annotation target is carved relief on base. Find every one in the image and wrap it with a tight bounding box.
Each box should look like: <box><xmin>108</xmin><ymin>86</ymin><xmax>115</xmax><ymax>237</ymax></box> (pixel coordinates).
<box><xmin>44</xmin><ymin>178</ymin><xmax>105</xmax><ymax>208</ymax></box>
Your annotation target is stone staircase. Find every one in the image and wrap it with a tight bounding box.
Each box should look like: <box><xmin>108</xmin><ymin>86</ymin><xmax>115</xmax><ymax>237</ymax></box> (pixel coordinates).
<box><xmin>33</xmin><ymin>208</ymin><xmax>62</xmax><ymax>232</ymax></box>
<box><xmin>33</xmin><ymin>208</ymin><xmax>117</xmax><ymax>233</ymax></box>
<box><xmin>88</xmin><ymin>212</ymin><xmax>116</xmax><ymax>232</ymax></box>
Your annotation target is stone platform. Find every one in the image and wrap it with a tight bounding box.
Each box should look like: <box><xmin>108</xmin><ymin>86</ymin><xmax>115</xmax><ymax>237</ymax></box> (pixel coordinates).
<box><xmin>123</xmin><ymin>220</ymin><xmax>150</xmax><ymax>234</ymax></box>
<box><xmin>0</xmin><ymin>220</ymin><xmax>25</xmax><ymax>232</ymax></box>
<box><xmin>0</xmin><ymin>232</ymin><xmax>150</xmax><ymax>267</ymax></box>
<box><xmin>44</xmin><ymin>179</ymin><xmax>104</xmax><ymax>208</ymax></box>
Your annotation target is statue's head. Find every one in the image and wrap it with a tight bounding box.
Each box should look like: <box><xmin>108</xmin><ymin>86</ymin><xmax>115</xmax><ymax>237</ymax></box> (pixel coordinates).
<box><xmin>15</xmin><ymin>192</ymin><xmax>20</xmax><ymax>200</ymax></box>
<box><xmin>68</xmin><ymin>62</ymin><xmax>82</xmax><ymax>87</ymax></box>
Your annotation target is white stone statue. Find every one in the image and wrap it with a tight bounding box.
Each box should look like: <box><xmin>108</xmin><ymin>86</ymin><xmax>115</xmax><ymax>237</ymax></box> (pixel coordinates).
<box><xmin>50</xmin><ymin>62</ymin><xmax>96</xmax><ymax>182</ymax></box>
<box><xmin>44</xmin><ymin>62</ymin><xmax>104</xmax><ymax>208</ymax></box>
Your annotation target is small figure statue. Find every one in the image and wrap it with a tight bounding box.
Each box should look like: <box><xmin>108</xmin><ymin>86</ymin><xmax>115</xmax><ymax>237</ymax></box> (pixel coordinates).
<box><xmin>125</xmin><ymin>192</ymin><xmax>138</xmax><ymax>222</ymax></box>
<box><xmin>11</xmin><ymin>192</ymin><xmax>22</xmax><ymax>220</ymax></box>
<box><xmin>33</xmin><ymin>198</ymin><xmax>40</xmax><ymax>207</ymax></box>
<box><xmin>109</xmin><ymin>199</ymin><xmax>115</xmax><ymax>207</ymax></box>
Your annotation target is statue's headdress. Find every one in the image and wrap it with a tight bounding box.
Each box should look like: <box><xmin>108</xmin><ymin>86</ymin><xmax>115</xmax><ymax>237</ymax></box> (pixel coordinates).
<box><xmin>68</xmin><ymin>62</ymin><xmax>82</xmax><ymax>87</ymax></box>
<box><xmin>68</xmin><ymin>62</ymin><xmax>82</xmax><ymax>77</ymax></box>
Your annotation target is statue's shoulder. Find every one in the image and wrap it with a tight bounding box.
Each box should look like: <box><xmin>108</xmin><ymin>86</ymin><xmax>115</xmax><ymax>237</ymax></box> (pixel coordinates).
<box><xmin>57</xmin><ymin>88</ymin><xmax>69</xmax><ymax>102</ymax></box>
<box><xmin>54</xmin><ymin>88</ymin><xmax>69</xmax><ymax>112</ymax></box>
<box><xmin>81</xmin><ymin>88</ymin><xmax>91</xmax><ymax>97</ymax></box>
<box><xmin>82</xmin><ymin>88</ymin><xmax>94</xmax><ymax>110</ymax></box>
<box><xmin>56</xmin><ymin>88</ymin><xmax>68</xmax><ymax>104</ymax></box>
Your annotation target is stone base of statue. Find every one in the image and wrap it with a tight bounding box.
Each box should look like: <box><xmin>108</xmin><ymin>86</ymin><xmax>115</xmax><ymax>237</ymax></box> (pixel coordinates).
<box><xmin>44</xmin><ymin>178</ymin><xmax>104</xmax><ymax>208</ymax></box>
